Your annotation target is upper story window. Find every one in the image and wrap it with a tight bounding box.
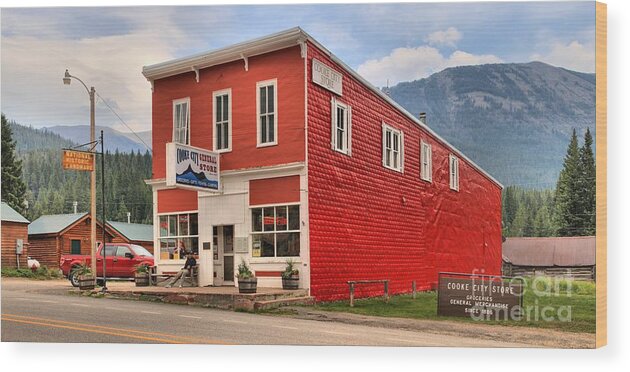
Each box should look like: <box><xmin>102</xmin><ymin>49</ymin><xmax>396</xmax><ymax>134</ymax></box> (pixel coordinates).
<box><xmin>421</xmin><ymin>141</ymin><xmax>432</xmax><ymax>182</ymax></box>
<box><xmin>173</xmin><ymin>98</ymin><xmax>190</xmax><ymax>145</ymax></box>
<box><xmin>256</xmin><ymin>79</ymin><xmax>277</xmax><ymax>147</ymax></box>
<box><xmin>382</xmin><ymin>123</ymin><xmax>404</xmax><ymax>172</ymax></box>
<box><xmin>213</xmin><ymin>89</ymin><xmax>232</xmax><ymax>152</ymax></box>
<box><xmin>331</xmin><ymin>98</ymin><xmax>352</xmax><ymax>155</ymax></box>
<box><xmin>449</xmin><ymin>154</ymin><xmax>460</xmax><ymax>191</ymax></box>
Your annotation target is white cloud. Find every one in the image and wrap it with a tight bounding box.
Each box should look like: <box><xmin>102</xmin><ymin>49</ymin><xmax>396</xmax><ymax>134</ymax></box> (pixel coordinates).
<box><xmin>357</xmin><ymin>46</ymin><xmax>502</xmax><ymax>87</ymax></box>
<box><xmin>424</xmin><ymin>27</ymin><xmax>462</xmax><ymax>47</ymax></box>
<box><xmin>0</xmin><ymin>9</ymin><xmax>197</xmax><ymax>132</ymax></box>
<box><xmin>530</xmin><ymin>41</ymin><xmax>595</xmax><ymax>73</ymax></box>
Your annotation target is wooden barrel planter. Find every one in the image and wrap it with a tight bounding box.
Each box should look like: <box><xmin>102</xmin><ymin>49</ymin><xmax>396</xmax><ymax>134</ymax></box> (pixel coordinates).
<box><xmin>282</xmin><ymin>275</ymin><xmax>299</xmax><ymax>290</ymax></box>
<box><xmin>238</xmin><ymin>277</ymin><xmax>258</xmax><ymax>294</ymax></box>
<box><xmin>78</xmin><ymin>275</ymin><xmax>95</xmax><ymax>291</ymax></box>
<box><xmin>135</xmin><ymin>274</ymin><xmax>150</xmax><ymax>287</ymax></box>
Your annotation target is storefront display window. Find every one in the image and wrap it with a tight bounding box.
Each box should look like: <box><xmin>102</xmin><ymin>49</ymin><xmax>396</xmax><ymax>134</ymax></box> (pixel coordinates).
<box><xmin>159</xmin><ymin>212</ymin><xmax>199</xmax><ymax>260</ymax></box>
<box><xmin>251</xmin><ymin>205</ymin><xmax>300</xmax><ymax>257</ymax></box>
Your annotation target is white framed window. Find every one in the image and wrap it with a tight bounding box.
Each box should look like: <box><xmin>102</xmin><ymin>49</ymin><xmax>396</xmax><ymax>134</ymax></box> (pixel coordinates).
<box><xmin>331</xmin><ymin>98</ymin><xmax>352</xmax><ymax>155</ymax></box>
<box><xmin>158</xmin><ymin>212</ymin><xmax>199</xmax><ymax>261</ymax></box>
<box><xmin>213</xmin><ymin>89</ymin><xmax>232</xmax><ymax>152</ymax></box>
<box><xmin>256</xmin><ymin>79</ymin><xmax>278</xmax><ymax>147</ymax></box>
<box><xmin>449</xmin><ymin>154</ymin><xmax>460</xmax><ymax>191</ymax></box>
<box><xmin>421</xmin><ymin>140</ymin><xmax>432</xmax><ymax>182</ymax></box>
<box><xmin>173</xmin><ymin>98</ymin><xmax>190</xmax><ymax>145</ymax></box>
<box><xmin>382</xmin><ymin>122</ymin><xmax>404</xmax><ymax>172</ymax></box>
<box><xmin>251</xmin><ymin>204</ymin><xmax>300</xmax><ymax>257</ymax></box>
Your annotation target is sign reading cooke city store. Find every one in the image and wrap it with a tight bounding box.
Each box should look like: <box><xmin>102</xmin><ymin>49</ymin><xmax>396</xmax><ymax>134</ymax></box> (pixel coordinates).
<box><xmin>166</xmin><ymin>142</ymin><xmax>220</xmax><ymax>192</ymax></box>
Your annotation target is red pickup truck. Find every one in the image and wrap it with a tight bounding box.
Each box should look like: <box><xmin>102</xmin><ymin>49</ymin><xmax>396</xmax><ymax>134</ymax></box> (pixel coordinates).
<box><xmin>60</xmin><ymin>243</ymin><xmax>154</xmax><ymax>287</ymax></box>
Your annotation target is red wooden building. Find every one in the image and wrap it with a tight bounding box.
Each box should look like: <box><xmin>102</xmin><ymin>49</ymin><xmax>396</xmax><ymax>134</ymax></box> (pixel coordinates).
<box><xmin>142</xmin><ymin>28</ymin><xmax>503</xmax><ymax>301</ymax></box>
<box><xmin>1</xmin><ymin>201</ymin><xmax>29</xmax><ymax>269</ymax></box>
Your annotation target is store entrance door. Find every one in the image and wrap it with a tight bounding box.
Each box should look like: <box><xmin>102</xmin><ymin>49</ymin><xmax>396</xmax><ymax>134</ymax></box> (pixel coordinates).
<box><xmin>212</xmin><ymin>225</ymin><xmax>235</xmax><ymax>286</ymax></box>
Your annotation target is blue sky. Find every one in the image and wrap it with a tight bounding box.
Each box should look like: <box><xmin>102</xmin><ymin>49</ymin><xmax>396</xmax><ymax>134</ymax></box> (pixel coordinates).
<box><xmin>1</xmin><ymin>2</ymin><xmax>596</xmax><ymax>132</ymax></box>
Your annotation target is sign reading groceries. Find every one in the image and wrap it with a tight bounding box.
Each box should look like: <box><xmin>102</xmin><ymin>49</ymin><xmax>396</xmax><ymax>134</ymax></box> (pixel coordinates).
<box><xmin>166</xmin><ymin>142</ymin><xmax>220</xmax><ymax>191</ymax></box>
<box><xmin>312</xmin><ymin>58</ymin><xmax>343</xmax><ymax>96</ymax></box>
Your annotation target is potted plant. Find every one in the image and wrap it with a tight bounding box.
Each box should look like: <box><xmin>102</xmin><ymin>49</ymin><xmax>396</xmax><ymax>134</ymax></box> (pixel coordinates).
<box><xmin>72</xmin><ymin>262</ymin><xmax>95</xmax><ymax>290</ymax></box>
<box><xmin>281</xmin><ymin>259</ymin><xmax>300</xmax><ymax>290</ymax></box>
<box><xmin>236</xmin><ymin>259</ymin><xmax>257</xmax><ymax>294</ymax></box>
<box><xmin>134</xmin><ymin>264</ymin><xmax>151</xmax><ymax>287</ymax></box>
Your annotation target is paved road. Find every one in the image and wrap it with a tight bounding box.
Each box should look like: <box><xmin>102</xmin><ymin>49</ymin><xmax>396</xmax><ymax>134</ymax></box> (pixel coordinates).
<box><xmin>1</xmin><ymin>278</ymin><xmax>528</xmax><ymax>346</ymax></box>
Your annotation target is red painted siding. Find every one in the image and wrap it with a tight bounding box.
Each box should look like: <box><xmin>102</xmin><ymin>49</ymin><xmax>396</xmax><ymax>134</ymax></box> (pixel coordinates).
<box><xmin>306</xmin><ymin>43</ymin><xmax>502</xmax><ymax>301</ymax></box>
<box><xmin>151</xmin><ymin>46</ymin><xmax>305</xmax><ymax>181</ymax></box>
<box><xmin>157</xmin><ymin>189</ymin><xmax>198</xmax><ymax>213</ymax></box>
<box><xmin>249</xmin><ymin>175</ymin><xmax>300</xmax><ymax>206</ymax></box>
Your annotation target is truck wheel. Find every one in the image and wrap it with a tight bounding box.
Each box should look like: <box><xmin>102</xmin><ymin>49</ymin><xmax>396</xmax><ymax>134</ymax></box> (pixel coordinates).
<box><xmin>69</xmin><ymin>268</ymin><xmax>80</xmax><ymax>287</ymax></box>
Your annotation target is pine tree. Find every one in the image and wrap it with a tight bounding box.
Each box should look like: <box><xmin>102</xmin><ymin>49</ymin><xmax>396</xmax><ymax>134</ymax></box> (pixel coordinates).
<box><xmin>1</xmin><ymin>114</ymin><xmax>27</xmax><ymax>214</ymax></box>
<box><xmin>554</xmin><ymin>129</ymin><xmax>583</xmax><ymax>236</ymax></box>
<box><xmin>578</xmin><ymin>128</ymin><xmax>596</xmax><ymax>235</ymax></box>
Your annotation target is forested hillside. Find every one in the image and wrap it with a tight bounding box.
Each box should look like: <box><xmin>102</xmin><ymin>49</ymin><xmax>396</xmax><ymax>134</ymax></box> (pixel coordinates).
<box><xmin>8</xmin><ymin>121</ymin><xmax>153</xmax><ymax>223</ymax></box>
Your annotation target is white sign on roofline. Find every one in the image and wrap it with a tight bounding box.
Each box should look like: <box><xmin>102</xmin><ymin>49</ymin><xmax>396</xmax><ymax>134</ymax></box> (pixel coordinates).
<box><xmin>166</xmin><ymin>142</ymin><xmax>220</xmax><ymax>192</ymax></box>
<box><xmin>312</xmin><ymin>58</ymin><xmax>343</xmax><ymax>96</ymax></box>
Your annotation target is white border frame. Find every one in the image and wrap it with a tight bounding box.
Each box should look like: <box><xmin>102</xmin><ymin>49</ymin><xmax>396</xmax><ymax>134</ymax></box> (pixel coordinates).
<box><xmin>256</xmin><ymin>78</ymin><xmax>278</xmax><ymax>148</ymax></box>
<box><xmin>212</xmin><ymin>88</ymin><xmax>232</xmax><ymax>153</ymax></box>
<box><xmin>172</xmin><ymin>97</ymin><xmax>190</xmax><ymax>145</ymax></box>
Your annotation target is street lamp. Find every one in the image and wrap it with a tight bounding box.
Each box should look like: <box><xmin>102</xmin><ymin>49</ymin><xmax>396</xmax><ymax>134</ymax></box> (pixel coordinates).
<box><xmin>63</xmin><ymin>69</ymin><xmax>97</xmax><ymax>285</ymax></box>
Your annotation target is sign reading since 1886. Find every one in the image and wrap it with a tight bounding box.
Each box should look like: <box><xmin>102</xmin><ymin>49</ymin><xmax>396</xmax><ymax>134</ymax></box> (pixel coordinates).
<box><xmin>437</xmin><ymin>274</ymin><xmax>524</xmax><ymax>320</ymax></box>
<box><xmin>166</xmin><ymin>142</ymin><xmax>220</xmax><ymax>192</ymax></box>
<box><xmin>62</xmin><ymin>149</ymin><xmax>94</xmax><ymax>171</ymax></box>
<box><xmin>312</xmin><ymin>58</ymin><xmax>343</xmax><ymax>96</ymax></box>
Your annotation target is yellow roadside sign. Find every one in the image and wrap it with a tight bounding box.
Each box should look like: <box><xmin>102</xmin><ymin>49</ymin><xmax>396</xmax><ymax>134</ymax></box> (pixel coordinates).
<box><xmin>62</xmin><ymin>149</ymin><xmax>94</xmax><ymax>171</ymax></box>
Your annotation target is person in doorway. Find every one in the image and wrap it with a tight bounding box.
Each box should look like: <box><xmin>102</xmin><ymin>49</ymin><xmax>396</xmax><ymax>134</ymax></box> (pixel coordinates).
<box><xmin>165</xmin><ymin>251</ymin><xmax>196</xmax><ymax>288</ymax></box>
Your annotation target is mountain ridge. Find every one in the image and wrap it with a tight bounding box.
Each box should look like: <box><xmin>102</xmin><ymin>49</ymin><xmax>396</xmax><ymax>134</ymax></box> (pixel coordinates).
<box><xmin>387</xmin><ymin>61</ymin><xmax>595</xmax><ymax>188</ymax></box>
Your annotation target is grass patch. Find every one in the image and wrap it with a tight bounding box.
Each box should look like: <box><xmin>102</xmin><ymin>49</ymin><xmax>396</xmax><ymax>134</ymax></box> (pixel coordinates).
<box><xmin>315</xmin><ymin>278</ymin><xmax>596</xmax><ymax>334</ymax></box>
<box><xmin>1</xmin><ymin>266</ymin><xmax>63</xmax><ymax>280</ymax></box>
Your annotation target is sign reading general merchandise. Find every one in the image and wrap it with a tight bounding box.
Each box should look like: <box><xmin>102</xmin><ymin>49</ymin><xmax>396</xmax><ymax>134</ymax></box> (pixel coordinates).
<box><xmin>62</xmin><ymin>149</ymin><xmax>95</xmax><ymax>171</ymax></box>
<box><xmin>312</xmin><ymin>58</ymin><xmax>343</xmax><ymax>96</ymax></box>
<box><xmin>166</xmin><ymin>142</ymin><xmax>220</xmax><ymax>192</ymax></box>
<box><xmin>437</xmin><ymin>273</ymin><xmax>524</xmax><ymax>320</ymax></box>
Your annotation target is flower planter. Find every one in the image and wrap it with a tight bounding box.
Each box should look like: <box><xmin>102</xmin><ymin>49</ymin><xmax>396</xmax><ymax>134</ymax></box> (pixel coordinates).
<box><xmin>78</xmin><ymin>275</ymin><xmax>95</xmax><ymax>290</ymax></box>
<box><xmin>282</xmin><ymin>275</ymin><xmax>300</xmax><ymax>290</ymax></box>
<box><xmin>238</xmin><ymin>277</ymin><xmax>258</xmax><ymax>294</ymax></box>
<box><xmin>135</xmin><ymin>273</ymin><xmax>150</xmax><ymax>287</ymax></box>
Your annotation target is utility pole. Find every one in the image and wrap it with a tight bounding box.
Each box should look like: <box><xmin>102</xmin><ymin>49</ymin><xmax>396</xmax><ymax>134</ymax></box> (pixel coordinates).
<box><xmin>64</xmin><ymin>70</ymin><xmax>97</xmax><ymax>285</ymax></box>
<box><xmin>90</xmin><ymin>86</ymin><xmax>97</xmax><ymax>283</ymax></box>
<box><xmin>100</xmin><ymin>130</ymin><xmax>107</xmax><ymax>292</ymax></box>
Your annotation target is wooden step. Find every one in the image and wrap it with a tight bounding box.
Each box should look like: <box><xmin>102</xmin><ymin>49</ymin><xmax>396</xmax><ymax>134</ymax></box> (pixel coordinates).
<box><xmin>253</xmin><ymin>296</ymin><xmax>315</xmax><ymax>311</ymax></box>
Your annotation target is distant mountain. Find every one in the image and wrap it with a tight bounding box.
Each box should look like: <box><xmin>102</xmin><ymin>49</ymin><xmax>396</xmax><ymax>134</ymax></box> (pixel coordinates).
<box><xmin>45</xmin><ymin>125</ymin><xmax>151</xmax><ymax>154</ymax></box>
<box><xmin>9</xmin><ymin>121</ymin><xmax>75</xmax><ymax>153</ymax></box>
<box><xmin>388</xmin><ymin>61</ymin><xmax>595</xmax><ymax>188</ymax></box>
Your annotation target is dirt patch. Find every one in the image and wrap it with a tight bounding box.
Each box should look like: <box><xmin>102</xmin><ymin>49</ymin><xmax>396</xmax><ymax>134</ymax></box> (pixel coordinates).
<box><xmin>273</xmin><ymin>306</ymin><xmax>595</xmax><ymax>349</ymax></box>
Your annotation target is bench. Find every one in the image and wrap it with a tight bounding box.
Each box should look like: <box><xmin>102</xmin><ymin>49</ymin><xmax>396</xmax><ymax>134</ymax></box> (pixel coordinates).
<box><xmin>347</xmin><ymin>280</ymin><xmax>389</xmax><ymax>307</ymax></box>
<box><xmin>149</xmin><ymin>265</ymin><xmax>199</xmax><ymax>287</ymax></box>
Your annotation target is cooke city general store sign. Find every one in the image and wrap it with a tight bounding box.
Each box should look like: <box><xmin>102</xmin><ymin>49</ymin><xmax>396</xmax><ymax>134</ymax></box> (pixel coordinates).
<box><xmin>166</xmin><ymin>142</ymin><xmax>220</xmax><ymax>191</ymax></box>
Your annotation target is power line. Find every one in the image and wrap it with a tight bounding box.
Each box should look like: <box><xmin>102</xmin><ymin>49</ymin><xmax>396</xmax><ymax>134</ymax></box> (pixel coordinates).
<box><xmin>95</xmin><ymin>92</ymin><xmax>152</xmax><ymax>154</ymax></box>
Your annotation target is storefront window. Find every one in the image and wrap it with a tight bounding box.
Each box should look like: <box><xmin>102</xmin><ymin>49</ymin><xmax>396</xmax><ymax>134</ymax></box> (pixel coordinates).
<box><xmin>159</xmin><ymin>213</ymin><xmax>199</xmax><ymax>260</ymax></box>
<box><xmin>251</xmin><ymin>205</ymin><xmax>300</xmax><ymax>257</ymax></box>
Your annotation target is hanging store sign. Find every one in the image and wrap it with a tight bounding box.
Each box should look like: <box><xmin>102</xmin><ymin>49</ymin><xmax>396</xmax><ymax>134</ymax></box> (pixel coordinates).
<box><xmin>166</xmin><ymin>142</ymin><xmax>220</xmax><ymax>192</ymax></box>
<box><xmin>62</xmin><ymin>149</ymin><xmax>95</xmax><ymax>171</ymax></box>
<box><xmin>312</xmin><ymin>58</ymin><xmax>343</xmax><ymax>96</ymax></box>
